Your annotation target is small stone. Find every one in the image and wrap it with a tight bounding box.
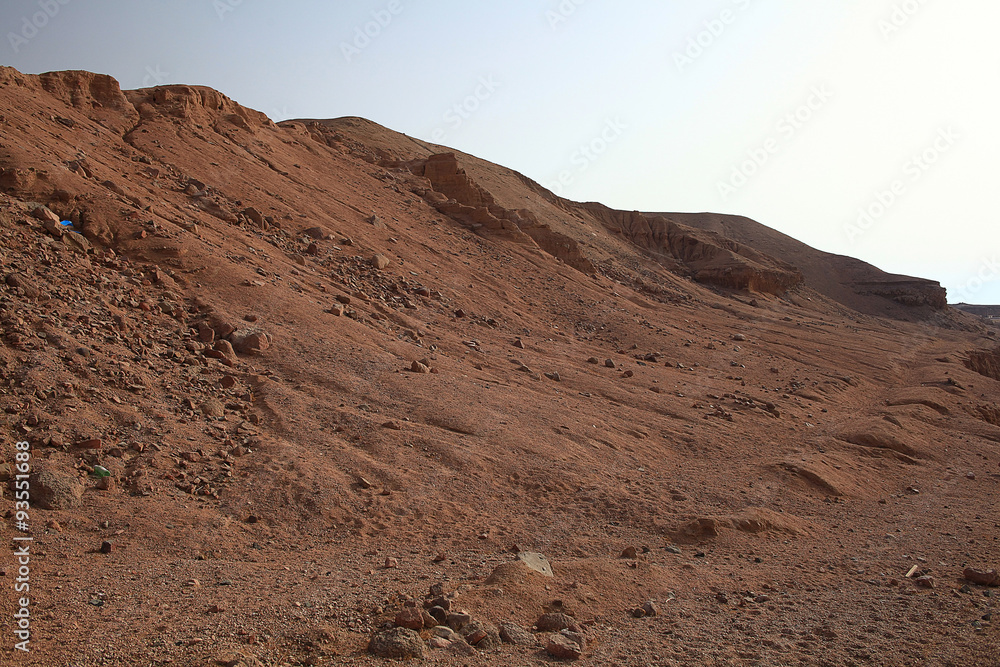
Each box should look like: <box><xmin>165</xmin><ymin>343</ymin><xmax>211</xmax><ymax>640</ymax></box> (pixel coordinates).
<box><xmin>100</xmin><ymin>541</ymin><xmax>114</xmax><ymax>554</ymax></box>
<box><xmin>587</xmin><ymin>357</ymin><xmax>599</xmax><ymax>364</ymax></box>
<box><xmin>394</xmin><ymin>607</ymin><xmax>424</xmax><ymax>630</ymax></box>
<box><xmin>411</xmin><ymin>360</ymin><xmax>431</xmax><ymax>374</ymax></box>
<box><xmin>428</xmin><ymin>606</ymin><xmax>449</xmax><ymax>625</ymax></box>
<box><xmin>230</xmin><ymin>330</ymin><xmax>271</xmax><ymax>355</ymax></box>
<box><xmin>546</xmin><ymin>632</ymin><xmax>584</xmax><ymax>660</ymax></box>
<box><xmin>964</xmin><ymin>568</ymin><xmax>999</xmax><ymax>586</ymax></box>
<box><xmin>197</xmin><ymin>321</ymin><xmax>215</xmax><ymax>343</ymax></box>
<box><xmin>631</xmin><ymin>607</ymin><xmax>646</xmax><ymax>618</ymax></box>
<box><xmin>428</xmin><ymin>636</ymin><xmax>452</xmax><ymax>649</ymax></box>
<box><xmin>30</xmin><ymin>468</ymin><xmax>84</xmax><ymax>509</ymax></box>
<box><xmin>454</xmin><ymin>309</ymin><xmax>467</xmax><ymax>318</ymax></box>
<box><xmin>665</xmin><ymin>545</ymin><xmax>682</xmax><ymax>555</ymax></box>
<box><xmin>220</xmin><ymin>375</ymin><xmax>237</xmax><ymax>389</ymax></box>
<box><xmin>914</xmin><ymin>575</ymin><xmax>935</xmax><ymax>589</ymax></box>
<box><xmin>336</xmin><ymin>294</ymin><xmax>352</xmax><ymax>305</ymax></box>
<box><xmin>368</xmin><ymin>627</ymin><xmax>425</xmax><ymax>660</ymax></box>
<box><xmin>604</xmin><ymin>359</ymin><xmax>616</xmax><ymax>368</ymax></box>
<box><xmin>32</xmin><ymin>206</ymin><xmax>60</xmax><ymax>224</ymax></box>
<box><xmin>513</xmin><ymin>339</ymin><xmax>525</xmax><ymax>349</ymax></box>
<box><xmin>78</xmin><ymin>438</ymin><xmax>103</xmax><ymax>450</ymax></box>
<box><xmin>371</xmin><ymin>254</ymin><xmax>391</xmax><ymax>270</ymax></box>
<box><xmin>357</xmin><ymin>476</ymin><xmax>374</xmax><ymax>489</ymax></box>
<box><xmin>621</xmin><ymin>370</ymin><xmax>634</xmax><ymax>378</ymax></box>
<box><xmin>384</xmin><ymin>557</ymin><xmax>399</xmax><ymax>569</ymax></box>
<box><xmin>642</xmin><ymin>600</ymin><xmax>660</xmax><ymax>617</ymax></box>
<box><xmin>544</xmin><ymin>372</ymin><xmax>561</xmax><ymax>381</ymax></box>
<box><xmin>200</xmin><ymin>399</ymin><xmax>225</xmax><ymax>418</ymax></box>
<box><xmin>207</xmin><ymin>604</ymin><xmax>224</xmax><ymax>614</ymax></box>
<box><xmin>733</xmin><ymin>333</ymin><xmax>748</xmax><ymax>342</ymax></box>
<box><xmin>447</xmin><ymin>612</ymin><xmax>472</xmax><ymax>631</ymax></box>
<box><xmin>536</xmin><ymin>613</ymin><xmax>576</xmax><ymax>632</ymax></box>
<box><xmin>303</xmin><ymin>226</ymin><xmax>330</xmax><ymax>240</ymax></box>
<box><xmin>620</xmin><ymin>546</ymin><xmax>638</xmax><ymax>559</ymax></box>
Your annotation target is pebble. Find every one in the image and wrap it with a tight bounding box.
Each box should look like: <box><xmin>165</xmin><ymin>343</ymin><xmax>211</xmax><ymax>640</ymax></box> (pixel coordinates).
<box><xmin>604</xmin><ymin>359</ymin><xmax>616</xmax><ymax>368</ymax></box>
<box><xmin>100</xmin><ymin>541</ymin><xmax>114</xmax><ymax>554</ymax></box>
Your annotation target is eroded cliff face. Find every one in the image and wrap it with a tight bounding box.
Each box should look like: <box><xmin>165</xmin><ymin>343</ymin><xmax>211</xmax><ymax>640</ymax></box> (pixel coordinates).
<box><xmin>579</xmin><ymin>203</ymin><xmax>804</xmax><ymax>295</ymax></box>
<box><xmin>408</xmin><ymin>153</ymin><xmax>597</xmax><ymax>274</ymax></box>
<box><xmin>850</xmin><ymin>280</ymin><xmax>948</xmax><ymax>310</ymax></box>
<box><xmin>966</xmin><ymin>346</ymin><xmax>1000</xmax><ymax>382</ymax></box>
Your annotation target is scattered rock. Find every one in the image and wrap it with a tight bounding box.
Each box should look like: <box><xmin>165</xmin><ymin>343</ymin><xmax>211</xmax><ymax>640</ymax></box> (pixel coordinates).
<box><xmin>536</xmin><ymin>613</ymin><xmax>576</xmax><ymax>632</ymax></box>
<box><xmin>587</xmin><ymin>357</ymin><xmax>599</xmax><ymax>364</ymax></box>
<box><xmin>303</xmin><ymin>226</ymin><xmax>330</xmax><ymax>240</ymax></box>
<box><xmin>201</xmin><ymin>399</ymin><xmax>225</xmax><ymax>418</ymax></box>
<box><xmin>604</xmin><ymin>359</ymin><xmax>616</xmax><ymax>368</ymax></box>
<box><xmin>32</xmin><ymin>206</ymin><xmax>60</xmax><ymax>224</ymax></box>
<box><xmin>410</xmin><ymin>360</ymin><xmax>431</xmax><ymax>374</ymax></box>
<box><xmin>368</xmin><ymin>627</ymin><xmax>426</xmax><ymax>660</ymax></box>
<box><xmin>100</xmin><ymin>541</ymin><xmax>113</xmax><ymax>554</ymax></box>
<box><xmin>733</xmin><ymin>333</ymin><xmax>748</xmax><ymax>342</ymax></box>
<box><xmin>371</xmin><ymin>254</ymin><xmax>391</xmax><ymax>270</ymax></box>
<box><xmin>231</xmin><ymin>330</ymin><xmax>272</xmax><ymax>355</ymax></box>
<box><xmin>544</xmin><ymin>372</ymin><xmax>561</xmax><ymax>381</ymax></box>
<box><xmin>546</xmin><ymin>631</ymin><xmax>585</xmax><ymax>660</ymax></box>
<box><xmin>29</xmin><ymin>468</ymin><xmax>84</xmax><ymax>510</ymax></box>
<box><xmin>620</xmin><ymin>546</ymin><xmax>638</xmax><ymax>559</ymax></box>
<box><xmin>499</xmin><ymin>622</ymin><xmax>536</xmax><ymax>646</ymax></box>
<box><xmin>394</xmin><ymin>607</ymin><xmax>424</xmax><ymax>630</ymax></box>
<box><xmin>964</xmin><ymin>568</ymin><xmax>999</xmax><ymax>586</ymax></box>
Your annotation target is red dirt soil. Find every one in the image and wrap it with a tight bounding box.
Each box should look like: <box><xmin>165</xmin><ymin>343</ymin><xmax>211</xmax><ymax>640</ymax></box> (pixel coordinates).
<box><xmin>0</xmin><ymin>67</ymin><xmax>998</xmax><ymax>666</ymax></box>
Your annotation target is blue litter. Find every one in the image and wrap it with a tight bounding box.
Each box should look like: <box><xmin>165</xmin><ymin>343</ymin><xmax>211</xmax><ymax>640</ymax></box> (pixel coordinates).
<box><xmin>59</xmin><ymin>220</ymin><xmax>73</xmax><ymax>226</ymax></box>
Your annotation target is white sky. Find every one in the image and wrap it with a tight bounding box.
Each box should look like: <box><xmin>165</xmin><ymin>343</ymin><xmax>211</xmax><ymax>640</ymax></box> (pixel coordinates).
<box><xmin>3</xmin><ymin>0</ymin><xmax>998</xmax><ymax>303</ymax></box>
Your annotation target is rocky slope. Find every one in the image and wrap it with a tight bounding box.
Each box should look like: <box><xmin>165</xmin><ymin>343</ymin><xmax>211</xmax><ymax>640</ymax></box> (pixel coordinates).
<box><xmin>0</xmin><ymin>67</ymin><xmax>998</xmax><ymax>666</ymax></box>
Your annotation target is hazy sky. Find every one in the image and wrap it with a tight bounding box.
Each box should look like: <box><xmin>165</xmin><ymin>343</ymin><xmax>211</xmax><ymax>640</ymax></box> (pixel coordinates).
<box><xmin>3</xmin><ymin>0</ymin><xmax>998</xmax><ymax>303</ymax></box>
